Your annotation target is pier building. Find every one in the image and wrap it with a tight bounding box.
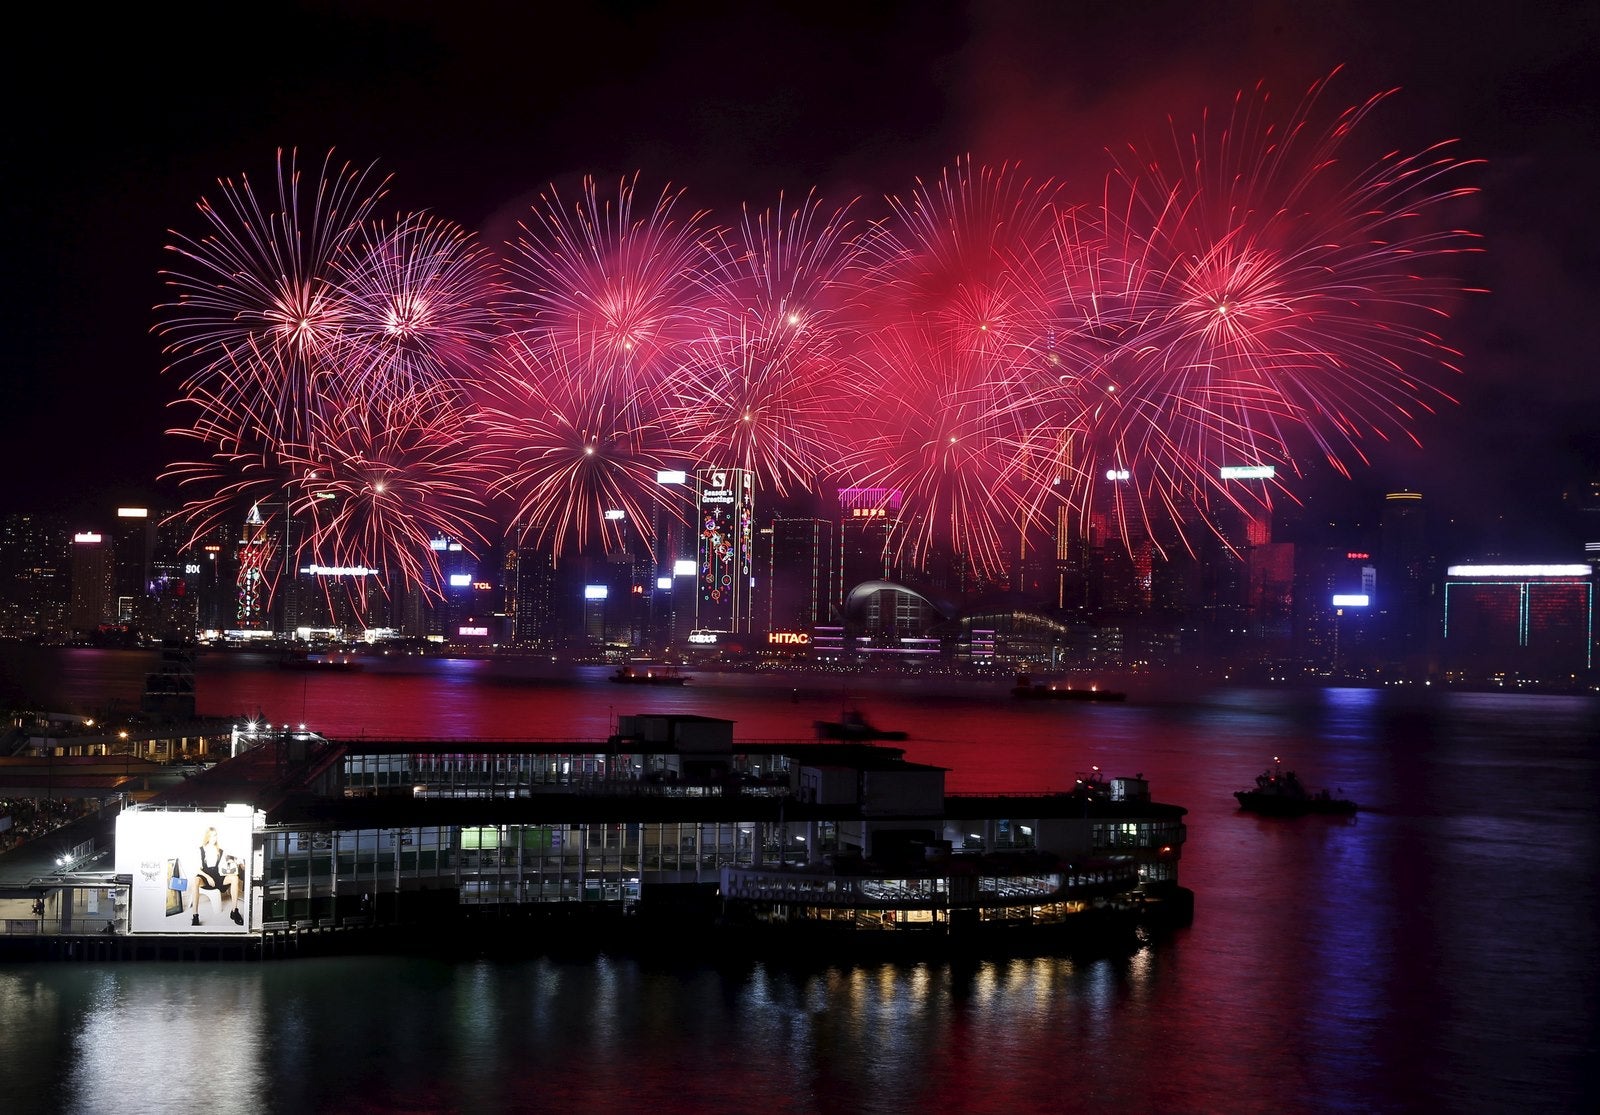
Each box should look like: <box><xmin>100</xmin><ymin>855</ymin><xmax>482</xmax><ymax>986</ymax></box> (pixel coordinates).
<box><xmin>0</xmin><ymin>715</ymin><xmax>1189</xmax><ymax>959</ymax></box>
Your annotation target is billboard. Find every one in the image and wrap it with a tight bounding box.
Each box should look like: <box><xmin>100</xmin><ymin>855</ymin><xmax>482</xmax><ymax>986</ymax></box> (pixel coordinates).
<box><xmin>116</xmin><ymin>809</ymin><xmax>254</xmax><ymax>935</ymax></box>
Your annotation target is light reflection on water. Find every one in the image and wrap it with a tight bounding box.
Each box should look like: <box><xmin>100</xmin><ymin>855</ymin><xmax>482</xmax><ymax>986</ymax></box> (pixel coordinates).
<box><xmin>66</xmin><ymin>970</ymin><xmax>267</xmax><ymax>1115</ymax></box>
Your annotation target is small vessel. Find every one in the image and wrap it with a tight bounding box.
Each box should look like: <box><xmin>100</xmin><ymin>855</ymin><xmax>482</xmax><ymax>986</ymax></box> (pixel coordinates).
<box><xmin>1011</xmin><ymin>674</ymin><xmax>1126</xmax><ymax>703</ymax></box>
<box><xmin>814</xmin><ymin>707</ymin><xmax>908</xmax><ymax>741</ymax></box>
<box><xmin>1234</xmin><ymin>760</ymin><xmax>1356</xmax><ymax>816</ymax></box>
<box><xmin>278</xmin><ymin>650</ymin><xmax>362</xmax><ymax>672</ymax></box>
<box><xmin>610</xmin><ymin>664</ymin><xmax>691</xmax><ymax>686</ymax></box>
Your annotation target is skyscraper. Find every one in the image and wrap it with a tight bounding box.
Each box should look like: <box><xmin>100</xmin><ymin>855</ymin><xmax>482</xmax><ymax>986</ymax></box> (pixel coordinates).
<box><xmin>1378</xmin><ymin>490</ymin><xmax>1433</xmax><ymax>675</ymax></box>
<box><xmin>763</xmin><ymin>517</ymin><xmax>838</xmax><ymax>636</ymax></box>
<box><xmin>110</xmin><ymin>506</ymin><xmax>155</xmax><ymax>624</ymax></box>
<box><xmin>236</xmin><ymin>504</ymin><xmax>276</xmax><ymax>631</ymax></box>
<box><xmin>837</xmin><ymin>486</ymin><xmax>901</xmax><ymax>597</ymax></box>
<box><xmin>506</xmin><ymin>546</ymin><xmax>557</xmax><ymax>649</ymax></box>
<box><xmin>695</xmin><ymin>467</ymin><xmax>754</xmax><ymax>635</ymax></box>
<box><xmin>69</xmin><ymin>531</ymin><xmax>115</xmax><ymax>634</ymax></box>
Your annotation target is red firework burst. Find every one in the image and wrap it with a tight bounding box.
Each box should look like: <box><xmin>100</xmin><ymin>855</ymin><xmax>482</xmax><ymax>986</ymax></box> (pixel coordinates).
<box><xmin>284</xmin><ymin>384</ymin><xmax>495</xmax><ymax>605</ymax></box>
<box><xmin>479</xmin><ymin>332</ymin><xmax>678</xmax><ymax>562</ymax></box>
<box><xmin>838</xmin><ymin>318</ymin><xmax>1041</xmax><ymax>583</ymax></box>
<box><xmin>1030</xmin><ymin>73</ymin><xmax>1483</xmax><ymax>550</ymax></box>
<box><xmin>505</xmin><ymin>174</ymin><xmax>716</xmax><ymax>416</ymax></box>
<box><xmin>864</xmin><ymin>158</ymin><xmax>1066</xmax><ymax>368</ymax></box>
<box><xmin>661</xmin><ymin>191</ymin><xmax>865</xmax><ymax>495</ymax></box>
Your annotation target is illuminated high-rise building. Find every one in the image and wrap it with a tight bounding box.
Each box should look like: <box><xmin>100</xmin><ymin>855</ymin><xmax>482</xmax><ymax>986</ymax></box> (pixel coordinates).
<box><xmin>1377</xmin><ymin>490</ymin><xmax>1433</xmax><ymax>674</ymax></box>
<box><xmin>69</xmin><ymin>530</ymin><xmax>116</xmax><ymax>634</ymax></box>
<box><xmin>762</xmin><ymin>517</ymin><xmax>838</xmax><ymax>637</ymax></box>
<box><xmin>0</xmin><ymin>513</ymin><xmax>70</xmax><ymax>639</ymax></box>
<box><xmin>1442</xmin><ymin>563</ymin><xmax>1593</xmax><ymax>683</ymax></box>
<box><xmin>110</xmin><ymin>507</ymin><xmax>155</xmax><ymax>624</ymax></box>
<box><xmin>236</xmin><ymin>504</ymin><xmax>275</xmax><ymax>631</ymax></box>
<box><xmin>695</xmin><ymin>467</ymin><xmax>754</xmax><ymax>635</ymax></box>
<box><xmin>837</xmin><ymin>486</ymin><xmax>901</xmax><ymax>599</ymax></box>
<box><xmin>507</xmin><ymin>545</ymin><xmax>557</xmax><ymax>649</ymax></box>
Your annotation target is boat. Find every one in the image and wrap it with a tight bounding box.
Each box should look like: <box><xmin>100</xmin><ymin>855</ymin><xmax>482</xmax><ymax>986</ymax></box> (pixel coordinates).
<box><xmin>1234</xmin><ymin>762</ymin><xmax>1356</xmax><ymax>816</ymax></box>
<box><xmin>609</xmin><ymin>664</ymin><xmax>691</xmax><ymax>686</ymax></box>
<box><xmin>1011</xmin><ymin>674</ymin><xmax>1126</xmax><ymax>703</ymax></box>
<box><xmin>813</xmin><ymin>707</ymin><xmax>908</xmax><ymax>741</ymax></box>
<box><xmin>278</xmin><ymin>650</ymin><xmax>362</xmax><ymax>672</ymax></box>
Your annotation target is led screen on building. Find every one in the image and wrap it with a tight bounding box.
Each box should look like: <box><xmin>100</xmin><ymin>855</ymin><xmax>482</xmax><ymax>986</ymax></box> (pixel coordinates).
<box><xmin>116</xmin><ymin>809</ymin><xmax>254</xmax><ymax>935</ymax></box>
<box><xmin>697</xmin><ymin>468</ymin><xmax>753</xmax><ymax>632</ymax></box>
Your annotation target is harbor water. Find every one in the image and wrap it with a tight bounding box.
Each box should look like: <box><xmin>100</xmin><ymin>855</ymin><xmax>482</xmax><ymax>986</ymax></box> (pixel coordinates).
<box><xmin>0</xmin><ymin>647</ymin><xmax>1596</xmax><ymax>1113</ymax></box>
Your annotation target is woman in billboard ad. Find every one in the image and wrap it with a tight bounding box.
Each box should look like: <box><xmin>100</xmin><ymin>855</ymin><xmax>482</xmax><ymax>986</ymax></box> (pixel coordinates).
<box><xmin>116</xmin><ymin>810</ymin><xmax>253</xmax><ymax>934</ymax></box>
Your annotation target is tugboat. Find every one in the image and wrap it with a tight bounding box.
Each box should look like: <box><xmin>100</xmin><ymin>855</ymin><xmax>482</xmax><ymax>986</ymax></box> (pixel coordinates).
<box><xmin>1234</xmin><ymin>759</ymin><xmax>1356</xmax><ymax>816</ymax></box>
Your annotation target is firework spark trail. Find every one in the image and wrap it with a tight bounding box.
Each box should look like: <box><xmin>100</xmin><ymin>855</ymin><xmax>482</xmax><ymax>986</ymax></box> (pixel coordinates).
<box><xmin>333</xmin><ymin>212</ymin><xmax>506</xmax><ymax>407</ymax></box>
<box><xmin>479</xmin><ymin>332</ymin><xmax>679</xmax><ymax>563</ymax></box>
<box><xmin>662</xmin><ymin>191</ymin><xmax>865</xmax><ymax>495</ymax></box>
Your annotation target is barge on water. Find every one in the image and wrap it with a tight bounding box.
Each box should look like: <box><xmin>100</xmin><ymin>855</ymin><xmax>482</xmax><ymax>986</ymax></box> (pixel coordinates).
<box><xmin>0</xmin><ymin>715</ymin><xmax>1190</xmax><ymax>960</ymax></box>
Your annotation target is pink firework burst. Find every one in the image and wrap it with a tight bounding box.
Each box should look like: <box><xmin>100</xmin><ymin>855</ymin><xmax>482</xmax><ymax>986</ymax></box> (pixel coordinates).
<box><xmin>864</xmin><ymin>157</ymin><xmax>1066</xmax><ymax>368</ymax></box>
<box><xmin>505</xmin><ymin>174</ymin><xmax>716</xmax><ymax>415</ymax></box>
<box><xmin>332</xmin><ymin>212</ymin><xmax>506</xmax><ymax>406</ymax></box>
<box><xmin>662</xmin><ymin>191</ymin><xmax>865</xmax><ymax>496</ymax></box>
<box><xmin>286</xmin><ymin>384</ymin><xmax>496</xmax><ymax>604</ymax></box>
<box><xmin>156</xmin><ymin>148</ymin><xmax>389</xmax><ymax>445</ymax></box>
<box><xmin>479</xmin><ymin>332</ymin><xmax>678</xmax><ymax>562</ymax></box>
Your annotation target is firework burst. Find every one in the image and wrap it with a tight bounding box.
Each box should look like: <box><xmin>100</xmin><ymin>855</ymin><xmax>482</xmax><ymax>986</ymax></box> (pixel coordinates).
<box><xmin>480</xmin><ymin>332</ymin><xmax>678</xmax><ymax>562</ymax></box>
<box><xmin>332</xmin><ymin>212</ymin><xmax>506</xmax><ymax>406</ymax></box>
<box><xmin>505</xmin><ymin>174</ymin><xmax>716</xmax><ymax>416</ymax></box>
<box><xmin>864</xmin><ymin>158</ymin><xmax>1066</xmax><ymax>367</ymax></box>
<box><xmin>156</xmin><ymin>148</ymin><xmax>389</xmax><ymax>444</ymax></box>
<box><xmin>1029</xmin><ymin>73</ymin><xmax>1483</xmax><ymax>550</ymax></box>
<box><xmin>285</xmin><ymin>384</ymin><xmax>495</xmax><ymax>606</ymax></box>
<box><xmin>154</xmin><ymin>86</ymin><xmax>1481</xmax><ymax>599</ymax></box>
<box><xmin>839</xmin><ymin>318</ymin><xmax>1042</xmax><ymax>583</ymax></box>
<box><xmin>662</xmin><ymin>191</ymin><xmax>865</xmax><ymax>495</ymax></box>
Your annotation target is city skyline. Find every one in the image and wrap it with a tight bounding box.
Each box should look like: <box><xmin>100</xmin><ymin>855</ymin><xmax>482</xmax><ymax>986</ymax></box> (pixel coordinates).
<box><xmin>4</xmin><ymin>2</ymin><xmax>1597</xmax><ymax>560</ymax></box>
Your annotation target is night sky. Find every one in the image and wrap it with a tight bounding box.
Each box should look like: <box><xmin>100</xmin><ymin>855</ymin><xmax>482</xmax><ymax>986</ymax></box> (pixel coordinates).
<box><xmin>4</xmin><ymin>0</ymin><xmax>1596</xmax><ymax>557</ymax></box>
